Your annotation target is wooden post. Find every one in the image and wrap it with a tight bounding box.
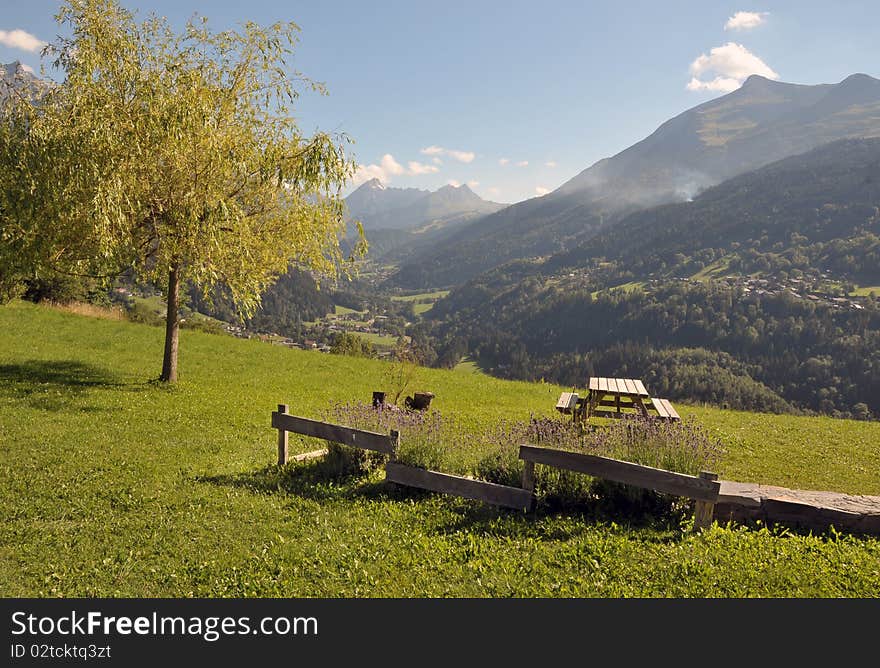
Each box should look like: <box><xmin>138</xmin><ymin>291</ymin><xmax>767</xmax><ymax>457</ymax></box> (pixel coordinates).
<box><xmin>277</xmin><ymin>403</ymin><xmax>289</xmax><ymax>465</ymax></box>
<box><xmin>521</xmin><ymin>460</ymin><xmax>536</xmax><ymax>512</ymax></box>
<box><xmin>522</xmin><ymin>460</ymin><xmax>535</xmax><ymax>492</ymax></box>
<box><xmin>388</xmin><ymin>430</ymin><xmax>400</xmax><ymax>462</ymax></box>
<box><xmin>693</xmin><ymin>471</ymin><xmax>719</xmax><ymax>530</ymax></box>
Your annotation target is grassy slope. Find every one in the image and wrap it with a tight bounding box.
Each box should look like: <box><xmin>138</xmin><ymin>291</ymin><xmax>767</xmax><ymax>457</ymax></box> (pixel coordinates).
<box><xmin>1</xmin><ymin>301</ymin><xmax>878</xmax><ymax>597</ymax></box>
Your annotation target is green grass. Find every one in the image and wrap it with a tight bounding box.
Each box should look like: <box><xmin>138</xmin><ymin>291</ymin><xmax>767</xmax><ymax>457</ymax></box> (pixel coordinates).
<box><xmin>691</xmin><ymin>258</ymin><xmax>732</xmax><ymax>282</ymax></box>
<box><xmin>1</xmin><ymin>300</ymin><xmax>879</xmax><ymax>597</ymax></box>
<box><xmin>392</xmin><ymin>291</ymin><xmax>450</xmax><ymax>317</ymax></box>
<box><xmin>390</xmin><ymin>291</ymin><xmax>450</xmax><ymax>302</ymax></box>
<box><xmin>334</xmin><ymin>304</ymin><xmax>366</xmax><ymax>316</ymax></box>
<box><xmin>453</xmin><ymin>356</ymin><xmax>486</xmax><ymax>375</ymax></box>
<box><xmin>591</xmin><ymin>281</ymin><xmax>644</xmax><ymax>298</ymax></box>
<box><xmin>351</xmin><ymin>331</ymin><xmax>399</xmax><ymax>349</ymax></box>
<box><xmin>850</xmin><ymin>285</ymin><xmax>880</xmax><ymax>297</ymax></box>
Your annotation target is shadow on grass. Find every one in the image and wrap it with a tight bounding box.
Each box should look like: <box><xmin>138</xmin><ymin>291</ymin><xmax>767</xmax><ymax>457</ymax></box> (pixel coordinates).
<box><xmin>0</xmin><ymin>359</ymin><xmax>145</xmax><ymax>410</ymax></box>
<box><xmin>420</xmin><ymin>492</ymin><xmax>690</xmax><ymax>542</ymax></box>
<box><xmin>196</xmin><ymin>459</ymin><xmax>395</xmax><ymax>504</ymax></box>
<box><xmin>198</xmin><ymin>457</ymin><xmax>690</xmax><ymax>542</ymax></box>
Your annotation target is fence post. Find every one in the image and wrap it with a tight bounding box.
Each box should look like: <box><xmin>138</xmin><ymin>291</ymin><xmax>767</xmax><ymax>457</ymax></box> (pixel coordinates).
<box><xmin>521</xmin><ymin>458</ymin><xmax>536</xmax><ymax>511</ymax></box>
<box><xmin>388</xmin><ymin>429</ymin><xmax>400</xmax><ymax>462</ymax></box>
<box><xmin>522</xmin><ymin>460</ymin><xmax>535</xmax><ymax>492</ymax></box>
<box><xmin>277</xmin><ymin>403</ymin><xmax>289</xmax><ymax>465</ymax></box>
<box><xmin>693</xmin><ymin>471</ymin><xmax>718</xmax><ymax>530</ymax></box>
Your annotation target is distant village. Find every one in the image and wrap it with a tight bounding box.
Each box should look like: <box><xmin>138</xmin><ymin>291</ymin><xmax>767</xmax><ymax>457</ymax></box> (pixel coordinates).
<box><xmin>223</xmin><ymin>307</ymin><xmax>409</xmax><ymax>359</ymax></box>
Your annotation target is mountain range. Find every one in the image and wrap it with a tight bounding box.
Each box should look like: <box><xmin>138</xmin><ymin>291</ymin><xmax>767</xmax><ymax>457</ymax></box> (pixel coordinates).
<box><xmin>390</xmin><ymin>73</ymin><xmax>880</xmax><ymax>289</ymax></box>
<box><xmin>0</xmin><ymin>61</ymin><xmax>50</xmax><ymax>103</ymax></box>
<box><xmin>344</xmin><ymin>178</ymin><xmax>504</xmax><ymax>231</ymax></box>
<box><xmin>342</xmin><ymin>179</ymin><xmax>506</xmax><ymax>262</ymax></box>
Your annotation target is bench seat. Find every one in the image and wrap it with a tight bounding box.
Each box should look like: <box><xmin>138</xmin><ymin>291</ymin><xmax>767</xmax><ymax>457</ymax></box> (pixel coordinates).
<box><xmin>650</xmin><ymin>397</ymin><xmax>681</xmax><ymax>421</ymax></box>
<box><xmin>555</xmin><ymin>392</ymin><xmax>579</xmax><ymax>414</ymax></box>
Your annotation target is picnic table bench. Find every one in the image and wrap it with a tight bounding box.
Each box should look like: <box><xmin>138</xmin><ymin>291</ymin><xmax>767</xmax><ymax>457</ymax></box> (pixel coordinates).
<box><xmin>555</xmin><ymin>377</ymin><xmax>680</xmax><ymax>422</ymax></box>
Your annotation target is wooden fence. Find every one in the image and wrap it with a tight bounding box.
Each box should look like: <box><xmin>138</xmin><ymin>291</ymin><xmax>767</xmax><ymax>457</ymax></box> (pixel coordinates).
<box><xmin>272</xmin><ymin>404</ymin><xmax>399</xmax><ymax>465</ymax></box>
<box><xmin>271</xmin><ymin>406</ymin><xmax>721</xmax><ymax>528</ymax></box>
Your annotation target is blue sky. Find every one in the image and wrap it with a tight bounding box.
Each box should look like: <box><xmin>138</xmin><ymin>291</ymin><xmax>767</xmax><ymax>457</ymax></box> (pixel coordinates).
<box><xmin>3</xmin><ymin>1</ymin><xmax>880</xmax><ymax>203</ymax></box>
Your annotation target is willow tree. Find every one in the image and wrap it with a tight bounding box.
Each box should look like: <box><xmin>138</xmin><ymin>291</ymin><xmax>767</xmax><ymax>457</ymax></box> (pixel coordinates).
<box><xmin>0</xmin><ymin>0</ymin><xmax>363</xmax><ymax>381</ymax></box>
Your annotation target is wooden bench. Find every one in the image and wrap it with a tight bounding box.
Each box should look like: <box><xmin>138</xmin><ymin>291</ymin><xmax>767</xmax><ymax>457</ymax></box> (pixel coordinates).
<box><xmin>650</xmin><ymin>397</ymin><xmax>681</xmax><ymax>421</ymax></box>
<box><xmin>555</xmin><ymin>392</ymin><xmax>579</xmax><ymax>414</ymax></box>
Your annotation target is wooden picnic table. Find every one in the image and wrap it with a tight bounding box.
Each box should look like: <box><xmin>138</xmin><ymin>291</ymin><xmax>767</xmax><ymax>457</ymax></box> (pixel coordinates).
<box><xmin>555</xmin><ymin>377</ymin><xmax>680</xmax><ymax>422</ymax></box>
<box><xmin>585</xmin><ymin>377</ymin><xmax>651</xmax><ymax>420</ymax></box>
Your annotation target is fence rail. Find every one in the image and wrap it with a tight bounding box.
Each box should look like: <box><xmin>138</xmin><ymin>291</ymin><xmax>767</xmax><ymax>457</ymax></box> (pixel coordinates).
<box><xmin>272</xmin><ymin>404</ymin><xmax>399</xmax><ymax>464</ymax></box>
<box><xmin>518</xmin><ymin>445</ymin><xmax>720</xmax><ymax>502</ymax></box>
<box><xmin>385</xmin><ymin>462</ymin><xmax>534</xmax><ymax>511</ymax></box>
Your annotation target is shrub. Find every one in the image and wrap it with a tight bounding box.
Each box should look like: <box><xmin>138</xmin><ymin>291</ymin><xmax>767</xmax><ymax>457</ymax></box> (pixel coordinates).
<box><xmin>474</xmin><ymin>442</ymin><xmax>522</xmax><ymax>488</ymax></box>
<box><xmin>588</xmin><ymin>417</ymin><xmax>724</xmax><ymax>475</ymax></box>
<box><xmin>476</xmin><ymin>415</ymin><xmax>724</xmax><ymax>513</ymax></box>
<box><xmin>322</xmin><ymin>442</ymin><xmax>387</xmax><ymax>478</ymax></box>
<box><xmin>324</xmin><ymin>401</ymin><xmax>452</xmax><ymax>474</ymax></box>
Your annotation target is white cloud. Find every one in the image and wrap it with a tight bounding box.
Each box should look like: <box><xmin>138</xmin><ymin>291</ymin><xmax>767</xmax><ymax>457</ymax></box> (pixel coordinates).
<box><xmin>447</xmin><ymin>180</ymin><xmax>461</xmax><ymax>187</ymax></box>
<box><xmin>351</xmin><ymin>153</ymin><xmax>409</xmax><ymax>185</ymax></box>
<box><xmin>545</xmin><ymin>161</ymin><xmax>557</xmax><ymax>168</ymax></box>
<box><xmin>725</xmin><ymin>11</ymin><xmax>768</xmax><ymax>31</ymax></box>
<box><xmin>516</xmin><ymin>160</ymin><xmax>529</xmax><ymax>167</ymax></box>
<box><xmin>535</xmin><ymin>186</ymin><xmax>551</xmax><ymax>196</ymax></box>
<box><xmin>432</xmin><ymin>157</ymin><xmax>442</xmax><ymax>165</ymax></box>
<box><xmin>420</xmin><ymin>146</ymin><xmax>475</xmax><ymax>163</ymax></box>
<box><xmin>447</xmin><ymin>149</ymin><xmax>475</xmax><ymax>163</ymax></box>
<box><xmin>498</xmin><ymin>158</ymin><xmax>510</xmax><ymax>166</ymax></box>
<box><xmin>408</xmin><ymin>160</ymin><xmax>439</xmax><ymax>175</ymax></box>
<box><xmin>487</xmin><ymin>187</ymin><xmax>501</xmax><ymax>197</ymax></box>
<box><xmin>467</xmin><ymin>180</ymin><xmax>480</xmax><ymax>188</ymax></box>
<box><xmin>0</xmin><ymin>29</ymin><xmax>46</xmax><ymax>53</ymax></box>
<box><xmin>379</xmin><ymin>154</ymin><xmax>405</xmax><ymax>176</ymax></box>
<box><xmin>686</xmin><ymin>42</ymin><xmax>779</xmax><ymax>92</ymax></box>
<box><xmin>686</xmin><ymin>76</ymin><xmax>743</xmax><ymax>92</ymax></box>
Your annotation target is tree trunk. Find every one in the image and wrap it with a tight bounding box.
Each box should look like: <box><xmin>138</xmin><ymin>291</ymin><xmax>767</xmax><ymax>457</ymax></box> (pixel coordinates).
<box><xmin>160</xmin><ymin>263</ymin><xmax>181</xmax><ymax>383</ymax></box>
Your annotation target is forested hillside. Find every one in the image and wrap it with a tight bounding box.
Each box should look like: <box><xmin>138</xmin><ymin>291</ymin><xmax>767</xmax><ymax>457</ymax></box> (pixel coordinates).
<box><xmin>547</xmin><ymin>138</ymin><xmax>880</xmax><ymax>286</ymax></box>
<box><xmin>431</xmin><ymin>279</ymin><xmax>879</xmax><ymax>418</ymax></box>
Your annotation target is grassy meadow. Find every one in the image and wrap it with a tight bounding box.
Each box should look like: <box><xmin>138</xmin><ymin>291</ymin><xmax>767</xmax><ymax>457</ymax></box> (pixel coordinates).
<box><xmin>1</xmin><ymin>300</ymin><xmax>879</xmax><ymax>597</ymax></box>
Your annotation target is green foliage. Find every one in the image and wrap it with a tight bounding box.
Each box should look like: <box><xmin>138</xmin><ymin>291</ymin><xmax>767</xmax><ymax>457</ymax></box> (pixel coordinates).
<box><xmin>549</xmin><ymin>139</ymin><xmax>880</xmax><ymax>286</ymax></box>
<box><xmin>421</xmin><ymin>139</ymin><xmax>880</xmax><ymax>418</ymax></box>
<box><xmin>22</xmin><ymin>273</ymin><xmax>101</xmax><ymax>305</ymax></box>
<box><xmin>188</xmin><ymin>267</ymin><xmax>334</xmax><ymax>335</ymax></box>
<box><xmin>330</xmin><ymin>331</ymin><xmax>375</xmax><ymax>358</ymax></box>
<box><xmin>0</xmin><ymin>0</ymin><xmax>363</xmax><ymax>380</ymax></box>
<box><xmin>322</xmin><ymin>442</ymin><xmax>387</xmax><ymax>478</ymax></box>
<box><xmin>382</xmin><ymin>343</ymin><xmax>421</xmax><ymax>404</ymax></box>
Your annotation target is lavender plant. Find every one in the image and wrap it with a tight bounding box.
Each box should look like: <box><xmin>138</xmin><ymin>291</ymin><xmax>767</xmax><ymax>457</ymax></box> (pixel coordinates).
<box><xmin>325</xmin><ymin>401</ymin><xmax>456</xmax><ymax>473</ymax></box>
